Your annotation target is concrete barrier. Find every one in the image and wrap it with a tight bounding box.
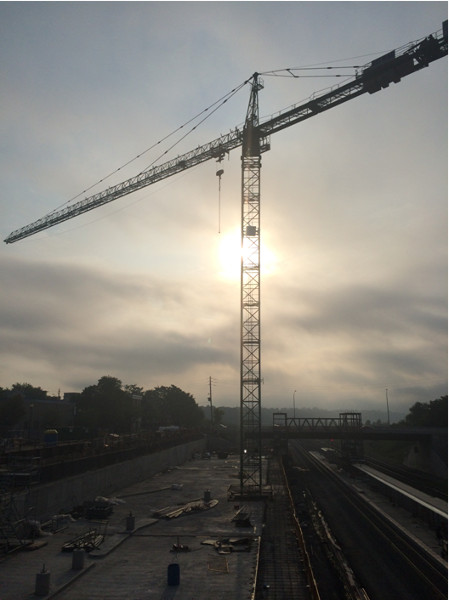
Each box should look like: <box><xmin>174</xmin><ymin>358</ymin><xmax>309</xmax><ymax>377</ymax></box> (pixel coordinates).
<box><xmin>17</xmin><ymin>438</ymin><xmax>206</xmax><ymax>521</ymax></box>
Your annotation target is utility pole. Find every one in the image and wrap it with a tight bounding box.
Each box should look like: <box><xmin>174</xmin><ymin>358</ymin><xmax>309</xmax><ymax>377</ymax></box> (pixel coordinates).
<box><xmin>208</xmin><ymin>376</ymin><xmax>213</xmax><ymax>426</ymax></box>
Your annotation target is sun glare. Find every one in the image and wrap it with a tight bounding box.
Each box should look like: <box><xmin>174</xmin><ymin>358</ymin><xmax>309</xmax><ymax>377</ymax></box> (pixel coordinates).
<box><xmin>218</xmin><ymin>228</ymin><xmax>241</xmax><ymax>280</ymax></box>
<box><xmin>218</xmin><ymin>227</ymin><xmax>277</xmax><ymax>280</ymax></box>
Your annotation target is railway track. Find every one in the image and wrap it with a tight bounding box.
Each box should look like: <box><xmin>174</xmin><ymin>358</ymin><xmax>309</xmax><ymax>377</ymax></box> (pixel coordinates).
<box><xmin>364</xmin><ymin>456</ymin><xmax>447</xmax><ymax>501</ymax></box>
<box><xmin>255</xmin><ymin>455</ymin><xmax>316</xmax><ymax>599</ymax></box>
<box><xmin>287</xmin><ymin>441</ymin><xmax>447</xmax><ymax>600</ymax></box>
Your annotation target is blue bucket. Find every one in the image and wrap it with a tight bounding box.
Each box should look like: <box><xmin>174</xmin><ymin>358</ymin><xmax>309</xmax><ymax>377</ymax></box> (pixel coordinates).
<box><xmin>167</xmin><ymin>563</ymin><xmax>180</xmax><ymax>586</ymax></box>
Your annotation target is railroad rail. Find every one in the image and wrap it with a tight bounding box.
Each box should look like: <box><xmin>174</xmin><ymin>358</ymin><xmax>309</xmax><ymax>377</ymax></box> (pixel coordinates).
<box><xmin>363</xmin><ymin>456</ymin><xmax>447</xmax><ymax>501</ymax></box>
<box><xmin>287</xmin><ymin>442</ymin><xmax>447</xmax><ymax>600</ymax></box>
<box><xmin>255</xmin><ymin>455</ymin><xmax>317</xmax><ymax>599</ymax></box>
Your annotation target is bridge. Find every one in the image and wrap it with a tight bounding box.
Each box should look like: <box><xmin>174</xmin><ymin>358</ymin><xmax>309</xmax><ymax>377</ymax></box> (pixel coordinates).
<box><xmin>265</xmin><ymin>412</ymin><xmax>440</xmax><ymax>441</ymax></box>
<box><xmin>256</xmin><ymin>412</ymin><xmax>447</xmax><ymax>465</ymax></box>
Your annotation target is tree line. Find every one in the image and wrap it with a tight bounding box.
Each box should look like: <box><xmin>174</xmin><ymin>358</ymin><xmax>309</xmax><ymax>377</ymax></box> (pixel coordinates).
<box><xmin>400</xmin><ymin>395</ymin><xmax>447</xmax><ymax>428</ymax></box>
<box><xmin>77</xmin><ymin>376</ymin><xmax>207</xmax><ymax>433</ymax></box>
<box><xmin>0</xmin><ymin>380</ymin><xmax>446</xmax><ymax>435</ymax></box>
<box><xmin>0</xmin><ymin>376</ymin><xmax>206</xmax><ymax>435</ymax></box>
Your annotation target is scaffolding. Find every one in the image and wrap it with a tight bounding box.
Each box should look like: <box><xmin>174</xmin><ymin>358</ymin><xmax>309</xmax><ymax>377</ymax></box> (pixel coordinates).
<box><xmin>0</xmin><ymin>454</ymin><xmax>41</xmax><ymax>553</ymax></box>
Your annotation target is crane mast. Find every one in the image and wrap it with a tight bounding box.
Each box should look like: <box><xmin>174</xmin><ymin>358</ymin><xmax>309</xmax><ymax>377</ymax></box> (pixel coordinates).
<box><xmin>240</xmin><ymin>74</ymin><xmax>263</xmax><ymax>496</ymax></box>
<box><xmin>4</xmin><ymin>22</ymin><xmax>447</xmax><ymax>496</ymax></box>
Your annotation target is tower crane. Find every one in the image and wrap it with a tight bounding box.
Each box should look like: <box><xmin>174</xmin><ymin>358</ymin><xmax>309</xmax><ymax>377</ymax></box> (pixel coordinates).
<box><xmin>5</xmin><ymin>22</ymin><xmax>447</xmax><ymax>496</ymax></box>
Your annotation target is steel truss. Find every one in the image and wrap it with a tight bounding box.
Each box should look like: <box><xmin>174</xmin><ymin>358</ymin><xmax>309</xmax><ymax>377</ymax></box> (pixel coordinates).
<box><xmin>239</xmin><ymin>75</ymin><xmax>263</xmax><ymax>495</ymax></box>
<box><xmin>240</xmin><ymin>154</ymin><xmax>262</xmax><ymax>494</ymax></box>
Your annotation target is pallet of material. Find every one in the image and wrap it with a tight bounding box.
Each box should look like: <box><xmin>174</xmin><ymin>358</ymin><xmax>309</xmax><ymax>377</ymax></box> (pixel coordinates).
<box><xmin>153</xmin><ymin>498</ymin><xmax>218</xmax><ymax>519</ymax></box>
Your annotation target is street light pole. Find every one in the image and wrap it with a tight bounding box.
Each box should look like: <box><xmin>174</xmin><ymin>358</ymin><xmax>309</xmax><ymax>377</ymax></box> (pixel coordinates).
<box><xmin>385</xmin><ymin>388</ymin><xmax>390</xmax><ymax>425</ymax></box>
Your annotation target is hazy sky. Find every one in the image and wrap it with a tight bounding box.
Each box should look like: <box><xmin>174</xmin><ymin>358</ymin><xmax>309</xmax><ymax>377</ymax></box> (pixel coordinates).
<box><xmin>1</xmin><ymin>2</ymin><xmax>447</xmax><ymax>417</ymax></box>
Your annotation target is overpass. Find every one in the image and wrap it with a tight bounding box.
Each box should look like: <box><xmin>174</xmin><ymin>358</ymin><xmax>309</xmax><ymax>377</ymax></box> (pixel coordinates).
<box><xmin>264</xmin><ymin>412</ymin><xmax>441</xmax><ymax>442</ymax></box>
<box><xmin>256</xmin><ymin>412</ymin><xmax>447</xmax><ymax>465</ymax></box>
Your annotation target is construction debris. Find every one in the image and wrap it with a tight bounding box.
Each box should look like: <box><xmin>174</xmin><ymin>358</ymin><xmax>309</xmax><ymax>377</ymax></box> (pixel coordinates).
<box><xmin>23</xmin><ymin>520</ymin><xmax>52</xmax><ymax>539</ymax></box>
<box><xmin>202</xmin><ymin>536</ymin><xmax>253</xmax><ymax>554</ymax></box>
<box><xmin>170</xmin><ymin>543</ymin><xmax>190</xmax><ymax>553</ymax></box>
<box><xmin>232</xmin><ymin>506</ymin><xmax>252</xmax><ymax>527</ymax></box>
<box><xmin>71</xmin><ymin>497</ymin><xmax>115</xmax><ymax>520</ymax></box>
<box><xmin>153</xmin><ymin>498</ymin><xmax>218</xmax><ymax>520</ymax></box>
<box><xmin>61</xmin><ymin>528</ymin><xmax>104</xmax><ymax>553</ymax></box>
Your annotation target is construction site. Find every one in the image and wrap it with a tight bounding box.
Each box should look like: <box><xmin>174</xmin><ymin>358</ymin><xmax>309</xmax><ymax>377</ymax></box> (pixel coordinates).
<box><xmin>1</xmin><ymin>13</ymin><xmax>447</xmax><ymax>600</ymax></box>
<box><xmin>0</xmin><ymin>427</ymin><xmax>447</xmax><ymax>599</ymax></box>
<box><xmin>0</xmin><ymin>435</ymin><xmax>316</xmax><ymax>599</ymax></box>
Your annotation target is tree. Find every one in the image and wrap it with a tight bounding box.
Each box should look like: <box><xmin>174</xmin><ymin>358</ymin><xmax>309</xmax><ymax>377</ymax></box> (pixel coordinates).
<box><xmin>124</xmin><ymin>384</ymin><xmax>144</xmax><ymax>397</ymax></box>
<box><xmin>76</xmin><ymin>376</ymin><xmax>134</xmax><ymax>433</ymax></box>
<box><xmin>0</xmin><ymin>384</ymin><xmax>44</xmax><ymax>433</ymax></box>
<box><xmin>404</xmin><ymin>395</ymin><xmax>447</xmax><ymax>427</ymax></box>
<box><xmin>10</xmin><ymin>383</ymin><xmax>48</xmax><ymax>400</ymax></box>
<box><xmin>141</xmin><ymin>385</ymin><xmax>204</xmax><ymax>429</ymax></box>
<box><xmin>212</xmin><ymin>406</ymin><xmax>225</xmax><ymax>425</ymax></box>
<box><xmin>0</xmin><ymin>395</ymin><xmax>26</xmax><ymax>429</ymax></box>
<box><xmin>141</xmin><ymin>388</ymin><xmax>167</xmax><ymax>429</ymax></box>
<box><xmin>428</xmin><ymin>396</ymin><xmax>448</xmax><ymax>426</ymax></box>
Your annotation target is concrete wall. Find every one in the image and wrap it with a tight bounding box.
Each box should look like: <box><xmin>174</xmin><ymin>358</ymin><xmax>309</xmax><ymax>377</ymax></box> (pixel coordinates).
<box><xmin>404</xmin><ymin>438</ymin><xmax>447</xmax><ymax>478</ymax></box>
<box><xmin>20</xmin><ymin>438</ymin><xmax>206</xmax><ymax>520</ymax></box>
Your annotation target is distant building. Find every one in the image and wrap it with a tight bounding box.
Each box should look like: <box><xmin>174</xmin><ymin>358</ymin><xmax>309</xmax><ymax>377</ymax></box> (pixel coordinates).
<box><xmin>1</xmin><ymin>392</ymin><xmax>76</xmax><ymax>440</ymax></box>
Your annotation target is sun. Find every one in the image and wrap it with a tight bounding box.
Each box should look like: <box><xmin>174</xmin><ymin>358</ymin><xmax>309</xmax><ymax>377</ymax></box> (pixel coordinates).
<box><xmin>218</xmin><ymin>228</ymin><xmax>241</xmax><ymax>280</ymax></box>
<box><xmin>217</xmin><ymin>227</ymin><xmax>277</xmax><ymax>281</ymax></box>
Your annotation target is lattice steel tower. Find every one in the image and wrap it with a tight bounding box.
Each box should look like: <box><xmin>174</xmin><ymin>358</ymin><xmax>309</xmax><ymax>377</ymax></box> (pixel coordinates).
<box><xmin>240</xmin><ymin>74</ymin><xmax>264</xmax><ymax>495</ymax></box>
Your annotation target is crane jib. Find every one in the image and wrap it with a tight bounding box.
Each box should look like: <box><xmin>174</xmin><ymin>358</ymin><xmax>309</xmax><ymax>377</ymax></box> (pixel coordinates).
<box><xmin>4</xmin><ymin>128</ymin><xmax>244</xmax><ymax>243</ymax></box>
<box><xmin>4</xmin><ymin>20</ymin><xmax>447</xmax><ymax>244</ymax></box>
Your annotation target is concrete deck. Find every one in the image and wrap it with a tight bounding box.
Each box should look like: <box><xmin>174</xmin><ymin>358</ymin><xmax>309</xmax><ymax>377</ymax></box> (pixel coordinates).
<box><xmin>0</xmin><ymin>454</ymin><xmax>265</xmax><ymax>600</ymax></box>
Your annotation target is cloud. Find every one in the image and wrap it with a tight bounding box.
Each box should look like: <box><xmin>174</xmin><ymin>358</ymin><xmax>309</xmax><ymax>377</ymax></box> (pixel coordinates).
<box><xmin>260</xmin><ymin>276</ymin><xmax>447</xmax><ymax>412</ymax></box>
<box><xmin>0</xmin><ymin>3</ymin><xmax>446</xmax><ymax>414</ymax></box>
<box><xmin>0</xmin><ymin>253</ymin><xmax>240</xmax><ymax>394</ymax></box>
